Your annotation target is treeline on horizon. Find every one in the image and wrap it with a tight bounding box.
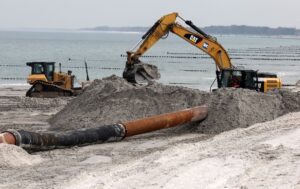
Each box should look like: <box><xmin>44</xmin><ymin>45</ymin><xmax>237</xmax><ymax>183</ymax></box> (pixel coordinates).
<box><xmin>83</xmin><ymin>25</ymin><xmax>300</xmax><ymax>36</ymax></box>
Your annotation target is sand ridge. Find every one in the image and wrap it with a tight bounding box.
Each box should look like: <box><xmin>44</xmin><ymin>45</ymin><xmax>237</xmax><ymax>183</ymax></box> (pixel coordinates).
<box><xmin>49</xmin><ymin>76</ymin><xmax>300</xmax><ymax>134</ymax></box>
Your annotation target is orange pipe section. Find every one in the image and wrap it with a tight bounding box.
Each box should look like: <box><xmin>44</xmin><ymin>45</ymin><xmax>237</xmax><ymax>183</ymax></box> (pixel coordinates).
<box><xmin>122</xmin><ymin>105</ymin><xmax>208</xmax><ymax>137</ymax></box>
<box><xmin>0</xmin><ymin>132</ymin><xmax>16</xmax><ymax>145</ymax></box>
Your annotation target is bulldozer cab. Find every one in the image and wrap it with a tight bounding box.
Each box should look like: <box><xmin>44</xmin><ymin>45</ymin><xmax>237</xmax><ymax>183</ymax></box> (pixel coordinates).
<box><xmin>27</xmin><ymin>62</ymin><xmax>55</xmax><ymax>81</ymax></box>
<box><xmin>217</xmin><ymin>69</ymin><xmax>258</xmax><ymax>90</ymax></box>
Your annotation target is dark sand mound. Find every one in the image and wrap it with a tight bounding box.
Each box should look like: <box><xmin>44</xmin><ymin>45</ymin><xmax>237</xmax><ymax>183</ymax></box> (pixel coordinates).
<box><xmin>49</xmin><ymin>76</ymin><xmax>300</xmax><ymax>134</ymax></box>
<box><xmin>199</xmin><ymin>89</ymin><xmax>281</xmax><ymax>133</ymax></box>
<box><xmin>49</xmin><ymin>75</ymin><xmax>209</xmax><ymax>131</ymax></box>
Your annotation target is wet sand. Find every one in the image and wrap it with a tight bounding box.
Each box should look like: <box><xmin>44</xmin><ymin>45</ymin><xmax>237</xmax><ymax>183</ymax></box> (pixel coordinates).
<box><xmin>0</xmin><ymin>85</ymin><xmax>69</xmax><ymax>132</ymax></box>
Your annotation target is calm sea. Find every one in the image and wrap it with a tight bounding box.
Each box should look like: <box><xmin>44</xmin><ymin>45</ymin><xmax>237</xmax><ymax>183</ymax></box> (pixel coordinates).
<box><xmin>0</xmin><ymin>30</ymin><xmax>299</xmax><ymax>90</ymax></box>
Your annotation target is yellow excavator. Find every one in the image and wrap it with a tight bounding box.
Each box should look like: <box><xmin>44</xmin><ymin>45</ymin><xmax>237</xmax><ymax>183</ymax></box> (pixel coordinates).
<box><xmin>26</xmin><ymin>62</ymin><xmax>83</xmax><ymax>97</ymax></box>
<box><xmin>123</xmin><ymin>12</ymin><xmax>282</xmax><ymax>92</ymax></box>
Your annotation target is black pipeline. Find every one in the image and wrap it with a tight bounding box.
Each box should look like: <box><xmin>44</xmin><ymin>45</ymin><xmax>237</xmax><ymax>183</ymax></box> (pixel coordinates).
<box><xmin>2</xmin><ymin>124</ymin><xmax>125</xmax><ymax>151</ymax></box>
<box><xmin>0</xmin><ymin>106</ymin><xmax>208</xmax><ymax>151</ymax></box>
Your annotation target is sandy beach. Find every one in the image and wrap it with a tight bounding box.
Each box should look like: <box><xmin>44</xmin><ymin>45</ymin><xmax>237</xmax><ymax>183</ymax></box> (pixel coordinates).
<box><xmin>0</xmin><ymin>0</ymin><xmax>300</xmax><ymax>188</ymax></box>
<box><xmin>0</xmin><ymin>80</ymin><xmax>299</xmax><ymax>189</ymax></box>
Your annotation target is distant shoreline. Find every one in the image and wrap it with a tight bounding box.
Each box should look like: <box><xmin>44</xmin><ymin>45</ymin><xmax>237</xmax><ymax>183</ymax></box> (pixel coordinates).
<box><xmin>0</xmin><ymin>27</ymin><xmax>299</xmax><ymax>38</ymax></box>
<box><xmin>82</xmin><ymin>25</ymin><xmax>300</xmax><ymax>36</ymax></box>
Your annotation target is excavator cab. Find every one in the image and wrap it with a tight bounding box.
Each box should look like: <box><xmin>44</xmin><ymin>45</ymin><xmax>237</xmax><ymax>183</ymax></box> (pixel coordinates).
<box><xmin>217</xmin><ymin>69</ymin><xmax>258</xmax><ymax>90</ymax></box>
<box><xmin>217</xmin><ymin>69</ymin><xmax>282</xmax><ymax>92</ymax></box>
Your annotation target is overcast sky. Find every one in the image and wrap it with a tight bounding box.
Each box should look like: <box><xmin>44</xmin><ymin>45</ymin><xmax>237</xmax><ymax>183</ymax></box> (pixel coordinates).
<box><xmin>0</xmin><ymin>0</ymin><xmax>299</xmax><ymax>29</ymax></box>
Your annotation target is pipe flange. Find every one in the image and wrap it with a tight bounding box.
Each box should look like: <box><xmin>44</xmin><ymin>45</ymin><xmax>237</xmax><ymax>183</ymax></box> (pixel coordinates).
<box><xmin>4</xmin><ymin>129</ymin><xmax>22</xmax><ymax>146</ymax></box>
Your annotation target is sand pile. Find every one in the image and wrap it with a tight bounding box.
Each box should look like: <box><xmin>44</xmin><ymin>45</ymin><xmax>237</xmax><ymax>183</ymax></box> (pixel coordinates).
<box><xmin>49</xmin><ymin>75</ymin><xmax>209</xmax><ymax>131</ymax></box>
<box><xmin>49</xmin><ymin>76</ymin><xmax>300</xmax><ymax>134</ymax></box>
<box><xmin>197</xmin><ymin>89</ymin><xmax>282</xmax><ymax>133</ymax></box>
<box><xmin>0</xmin><ymin>144</ymin><xmax>43</xmax><ymax>168</ymax></box>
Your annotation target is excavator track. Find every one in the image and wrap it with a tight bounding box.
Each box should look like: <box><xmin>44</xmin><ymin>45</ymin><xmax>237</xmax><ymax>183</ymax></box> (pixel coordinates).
<box><xmin>26</xmin><ymin>80</ymin><xmax>74</xmax><ymax>98</ymax></box>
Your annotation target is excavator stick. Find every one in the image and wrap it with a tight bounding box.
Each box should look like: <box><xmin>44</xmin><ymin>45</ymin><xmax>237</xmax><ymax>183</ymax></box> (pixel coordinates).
<box><xmin>122</xmin><ymin>13</ymin><xmax>179</xmax><ymax>84</ymax></box>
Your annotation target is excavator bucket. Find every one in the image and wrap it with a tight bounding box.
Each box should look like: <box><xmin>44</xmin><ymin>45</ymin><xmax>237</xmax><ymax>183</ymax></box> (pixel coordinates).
<box><xmin>123</xmin><ymin>62</ymin><xmax>160</xmax><ymax>84</ymax></box>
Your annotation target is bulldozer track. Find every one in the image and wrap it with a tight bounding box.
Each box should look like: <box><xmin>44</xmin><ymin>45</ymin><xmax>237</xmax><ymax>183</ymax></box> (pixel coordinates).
<box><xmin>26</xmin><ymin>80</ymin><xmax>74</xmax><ymax>98</ymax></box>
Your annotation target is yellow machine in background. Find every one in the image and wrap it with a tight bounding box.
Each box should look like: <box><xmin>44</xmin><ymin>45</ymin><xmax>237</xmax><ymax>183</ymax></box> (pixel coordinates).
<box><xmin>26</xmin><ymin>62</ymin><xmax>82</xmax><ymax>97</ymax></box>
<box><xmin>123</xmin><ymin>12</ymin><xmax>282</xmax><ymax>92</ymax></box>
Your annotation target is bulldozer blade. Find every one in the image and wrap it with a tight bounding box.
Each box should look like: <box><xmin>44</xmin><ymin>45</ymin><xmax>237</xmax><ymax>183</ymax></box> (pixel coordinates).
<box><xmin>123</xmin><ymin>62</ymin><xmax>161</xmax><ymax>84</ymax></box>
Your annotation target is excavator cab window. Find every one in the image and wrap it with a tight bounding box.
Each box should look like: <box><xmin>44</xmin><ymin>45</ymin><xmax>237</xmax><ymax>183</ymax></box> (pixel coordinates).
<box><xmin>218</xmin><ymin>70</ymin><xmax>231</xmax><ymax>88</ymax></box>
<box><xmin>218</xmin><ymin>69</ymin><xmax>258</xmax><ymax>90</ymax></box>
<box><xmin>230</xmin><ymin>71</ymin><xmax>242</xmax><ymax>88</ymax></box>
<box><xmin>242</xmin><ymin>71</ymin><xmax>258</xmax><ymax>90</ymax></box>
<box><xmin>218</xmin><ymin>70</ymin><xmax>242</xmax><ymax>88</ymax></box>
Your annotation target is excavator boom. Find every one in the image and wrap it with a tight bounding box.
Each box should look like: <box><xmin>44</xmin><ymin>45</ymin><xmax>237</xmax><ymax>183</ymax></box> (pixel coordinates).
<box><xmin>123</xmin><ymin>12</ymin><xmax>233</xmax><ymax>83</ymax></box>
<box><xmin>170</xmin><ymin>23</ymin><xmax>233</xmax><ymax>69</ymax></box>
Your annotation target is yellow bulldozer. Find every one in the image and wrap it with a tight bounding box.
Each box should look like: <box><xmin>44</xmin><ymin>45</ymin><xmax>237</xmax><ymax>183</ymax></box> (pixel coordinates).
<box><xmin>26</xmin><ymin>62</ymin><xmax>83</xmax><ymax>98</ymax></box>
